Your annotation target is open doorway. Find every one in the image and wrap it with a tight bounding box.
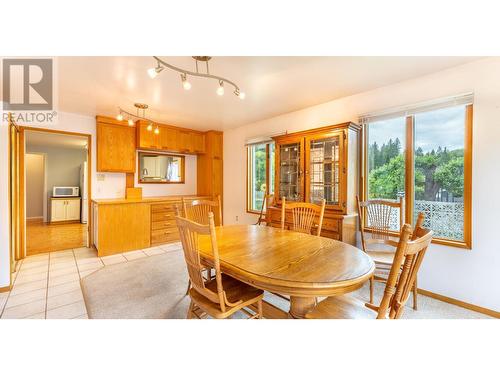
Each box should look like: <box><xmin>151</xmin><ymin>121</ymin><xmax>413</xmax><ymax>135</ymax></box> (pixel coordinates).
<box><xmin>24</xmin><ymin>129</ymin><xmax>91</xmax><ymax>256</ymax></box>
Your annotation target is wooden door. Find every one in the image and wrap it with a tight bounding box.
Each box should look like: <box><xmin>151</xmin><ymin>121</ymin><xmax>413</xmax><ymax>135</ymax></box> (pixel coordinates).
<box><xmin>304</xmin><ymin>129</ymin><xmax>345</xmax><ymax>212</ymax></box>
<box><xmin>274</xmin><ymin>136</ymin><xmax>305</xmax><ymax>202</ymax></box>
<box><xmin>51</xmin><ymin>200</ymin><xmax>67</xmax><ymax>222</ymax></box>
<box><xmin>9</xmin><ymin>118</ymin><xmax>20</xmax><ymax>275</ymax></box>
<box><xmin>66</xmin><ymin>199</ymin><xmax>81</xmax><ymax>220</ymax></box>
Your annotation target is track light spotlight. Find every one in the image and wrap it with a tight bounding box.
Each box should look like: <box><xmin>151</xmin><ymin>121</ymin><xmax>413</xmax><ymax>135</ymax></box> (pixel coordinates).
<box><xmin>116</xmin><ymin>113</ymin><xmax>124</xmax><ymax>121</ymax></box>
<box><xmin>216</xmin><ymin>80</ymin><xmax>225</xmax><ymax>96</ymax></box>
<box><xmin>147</xmin><ymin>62</ymin><xmax>164</xmax><ymax>79</ymax></box>
<box><xmin>235</xmin><ymin>89</ymin><xmax>246</xmax><ymax>100</ymax></box>
<box><xmin>181</xmin><ymin>74</ymin><xmax>191</xmax><ymax>90</ymax></box>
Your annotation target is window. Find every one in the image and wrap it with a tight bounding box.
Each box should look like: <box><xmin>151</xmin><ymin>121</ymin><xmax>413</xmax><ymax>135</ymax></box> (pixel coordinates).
<box><xmin>138</xmin><ymin>152</ymin><xmax>185</xmax><ymax>184</ymax></box>
<box><xmin>247</xmin><ymin>142</ymin><xmax>275</xmax><ymax>213</ymax></box>
<box><xmin>366</xmin><ymin>117</ymin><xmax>406</xmax><ymax>230</ymax></box>
<box><xmin>363</xmin><ymin>97</ymin><xmax>472</xmax><ymax>248</ymax></box>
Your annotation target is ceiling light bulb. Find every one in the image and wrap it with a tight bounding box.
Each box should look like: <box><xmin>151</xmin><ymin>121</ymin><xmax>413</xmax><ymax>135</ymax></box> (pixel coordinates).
<box><xmin>181</xmin><ymin>74</ymin><xmax>191</xmax><ymax>90</ymax></box>
<box><xmin>238</xmin><ymin>91</ymin><xmax>246</xmax><ymax>100</ymax></box>
<box><xmin>128</xmin><ymin>119</ymin><xmax>134</xmax><ymax>126</ymax></box>
<box><xmin>147</xmin><ymin>68</ymin><xmax>158</xmax><ymax>79</ymax></box>
<box><xmin>116</xmin><ymin>113</ymin><xmax>124</xmax><ymax>121</ymax></box>
<box><xmin>216</xmin><ymin>81</ymin><xmax>224</xmax><ymax>96</ymax></box>
<box><xmin>148</xmin><ymin>64</ymin><xmax>164</xmax><ymax>79</ymax></box>
<box><xmin>147</xmin><ymin>122</ymin><xmax>153</xmax><ymax>131</ymax></box>
<box><xmin>154</xmin><ymin>127</ymin><xmax>160</xmax><ymax>135</ymax></box>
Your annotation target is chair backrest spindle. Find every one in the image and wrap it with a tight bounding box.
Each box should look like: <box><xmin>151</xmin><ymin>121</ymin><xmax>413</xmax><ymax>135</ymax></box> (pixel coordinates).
<box><xmin>281</xmin><ymin>197</ymin><xmax>326</xmax><ymax>236</ymax></box>
<box><xmin>181</xmin><ymin>195</ymin><xmax>222</xmax><ymax>226</ymax></box>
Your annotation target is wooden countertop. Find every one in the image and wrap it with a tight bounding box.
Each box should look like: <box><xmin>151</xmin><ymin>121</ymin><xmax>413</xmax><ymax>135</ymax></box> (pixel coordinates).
<box><xmin>91</xmin><ymin>195</ymin><xmax>208</xmax><ymax>205</ymax></box>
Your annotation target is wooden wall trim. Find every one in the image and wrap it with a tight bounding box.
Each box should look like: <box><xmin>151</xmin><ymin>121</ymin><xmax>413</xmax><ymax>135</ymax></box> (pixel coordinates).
<box><xmin>418</xmin><ymin>288</ymin><xmax>499</xmax><ymax>319</ymax></box>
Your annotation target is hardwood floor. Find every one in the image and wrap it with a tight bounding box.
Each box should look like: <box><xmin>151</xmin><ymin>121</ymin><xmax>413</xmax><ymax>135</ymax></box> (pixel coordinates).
<box><xmin>26</xmin><ymin>219</ymin><xmax>87</xmax><ymax>256</ymax></box>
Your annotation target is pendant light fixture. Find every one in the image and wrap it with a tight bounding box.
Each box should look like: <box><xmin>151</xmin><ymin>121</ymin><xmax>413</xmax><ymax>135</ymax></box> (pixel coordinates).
<box><xmin>147</xmin><ymin>56</ymin><xmax>245</xmax><ymax>99</ymax></box>
<box><xmin>116</xmin><ymin>103</ymin><xmax>160</xmax><ymax>134</ymax></box>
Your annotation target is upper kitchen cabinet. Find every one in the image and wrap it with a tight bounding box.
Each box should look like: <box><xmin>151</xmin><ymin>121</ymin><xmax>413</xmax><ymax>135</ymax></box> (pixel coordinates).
<box><xmin>96</xmin><ymin>116</ymin><xmax>136</xmax><ymax>173</ymax></box>
<box><xmin>197</xmin><ymin>131</ymin><xmax>223</xmax><ymax>200</ymax></box>
<box><xmin>136</xmin><ymin>120</ymin><xmax>205</xmax><ymax>154</ymax></box>
<box><xmin>136</xmin><ymin>120</ymin><xmax>160</xmax><ymax>150</ymax></box>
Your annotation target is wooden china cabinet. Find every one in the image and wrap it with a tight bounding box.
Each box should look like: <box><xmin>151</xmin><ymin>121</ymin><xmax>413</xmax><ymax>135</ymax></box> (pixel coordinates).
<box><xmin>267</xmin><ymin>122</ymin><xmax>361</xmax><ymax>245</ymax></box>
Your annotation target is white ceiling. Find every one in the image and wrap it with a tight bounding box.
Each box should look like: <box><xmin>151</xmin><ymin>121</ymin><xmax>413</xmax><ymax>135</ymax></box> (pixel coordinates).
<box><xmin>26</xmin><ymin>130</ymin><xmax>88</xmax><ymax>150</ymax></box>
<box><xmin>54</xmin><ymin>56</ymin><xmax>480</xmax><ymax>130</ymax></box>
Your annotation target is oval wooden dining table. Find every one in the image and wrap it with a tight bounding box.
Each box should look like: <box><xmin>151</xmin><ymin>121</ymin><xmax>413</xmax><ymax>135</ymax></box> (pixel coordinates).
<box><xmin>197</xmin><ymin>224</ymin><xmax>375</xmax><ymax>318</ymax></box>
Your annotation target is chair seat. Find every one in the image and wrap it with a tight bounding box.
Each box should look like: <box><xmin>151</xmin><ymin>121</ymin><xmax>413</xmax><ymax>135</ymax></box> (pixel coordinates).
<box><xmin>189</xmin><ymin>274</ymin><xmax>264</xmax><ymax>318</ymax></box>
<box><xmin>305</xmin><ymin>295</ymin><xmax>377</xmax><ymax>319</ymax></box>
<box><xmin>366</xmin><ymin>249</ymin><xmax>396</xmax><ymax>265</ymax></box>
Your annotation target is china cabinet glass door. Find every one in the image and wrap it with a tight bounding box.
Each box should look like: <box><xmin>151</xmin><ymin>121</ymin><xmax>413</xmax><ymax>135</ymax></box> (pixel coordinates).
<box><xmin>305</xmin><ymin>132</ymin><xmax>344</xmax><ymax>209</ymax></box>
<box><xmin>278</xmin><ymin>141</ymin><xmax>303</xmax><ymax>201</ymax></box>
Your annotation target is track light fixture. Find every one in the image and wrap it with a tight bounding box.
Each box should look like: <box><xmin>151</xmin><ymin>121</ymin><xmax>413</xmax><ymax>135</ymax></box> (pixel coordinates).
<box><xmin>148</xmin><ymin>56</ymin><xmax>245</xmax><ymax>99</ymax></box>
<box><xmin>116</xmin><ymin>103</ymin><xmax>160</xmax><ymax>134</ymax></box>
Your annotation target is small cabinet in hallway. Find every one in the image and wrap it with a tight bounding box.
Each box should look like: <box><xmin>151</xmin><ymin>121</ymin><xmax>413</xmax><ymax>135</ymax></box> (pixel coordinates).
<box><xmin>50</xmin><ymin>197</ymin><xmax>81</xmax><ymax>222</ymax></box>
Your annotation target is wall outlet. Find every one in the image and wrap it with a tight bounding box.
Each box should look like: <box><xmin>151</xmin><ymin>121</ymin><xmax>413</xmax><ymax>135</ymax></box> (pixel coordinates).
<box><xmin>235</xmin><ymin>215</ymin><xmax>239</xmax><ymax>222</ymax></box>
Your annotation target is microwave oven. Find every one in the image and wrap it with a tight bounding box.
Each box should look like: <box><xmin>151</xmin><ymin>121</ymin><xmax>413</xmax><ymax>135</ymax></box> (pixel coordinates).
<box><xmin>53</xmin><ymin>186</ymin><xmax>80</xmax><ymax>197</ymax></box>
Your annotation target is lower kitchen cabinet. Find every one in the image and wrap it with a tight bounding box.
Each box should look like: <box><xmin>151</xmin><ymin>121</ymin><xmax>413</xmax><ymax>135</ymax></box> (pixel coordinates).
<box><xmin>50</xmin><ymin>197</ymin><xmax>81</xmax><ymax>223</ymax></box>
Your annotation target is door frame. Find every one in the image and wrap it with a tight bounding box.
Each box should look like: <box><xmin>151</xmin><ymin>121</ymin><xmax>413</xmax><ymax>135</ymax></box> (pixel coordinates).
<box><xmin>18</xmin><ymin>126</ymin><xmax>92</xmax><ymax>258</ymax></box>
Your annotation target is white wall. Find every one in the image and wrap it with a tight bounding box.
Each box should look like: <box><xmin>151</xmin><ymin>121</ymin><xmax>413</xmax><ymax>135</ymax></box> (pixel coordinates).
<box><xmin>25</xmin><ymin>154</ymin><xmax>44</xmax><ymax>218</ymax></box>
<box><xmin>224</xmin><ymin>57</ymin><xmax>500</xmax><ymax>312</ymax></box>
<box><xmin>0</xmin><ymin>111</ymin><xmax>197</xmax><ymax>288</ymax></box>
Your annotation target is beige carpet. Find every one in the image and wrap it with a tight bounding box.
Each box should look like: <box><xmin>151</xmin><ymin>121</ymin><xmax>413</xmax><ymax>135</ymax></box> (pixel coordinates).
<box><xmin>81</xmin><ymin>248</ymin><xmax>491</xmax><ymax>319</ymax></box>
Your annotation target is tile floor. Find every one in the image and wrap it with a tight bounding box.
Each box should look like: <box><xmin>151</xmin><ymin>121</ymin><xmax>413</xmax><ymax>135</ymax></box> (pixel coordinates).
<box><xmin>0</xmin><ymin>243</ymin><xmax>182</xmax><ymax>319</ymax></box>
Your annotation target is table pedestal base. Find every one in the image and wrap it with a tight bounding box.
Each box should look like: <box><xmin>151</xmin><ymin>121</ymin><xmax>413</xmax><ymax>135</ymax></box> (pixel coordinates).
<box><xmin>289</xmin><ymin>296</ymin><xmax>317</xmax><ymax>319</ymax></box>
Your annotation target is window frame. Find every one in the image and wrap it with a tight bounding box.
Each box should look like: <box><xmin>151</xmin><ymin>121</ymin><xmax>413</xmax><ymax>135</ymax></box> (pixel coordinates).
<box><xmin>362</xmin><ymin>103</ymin><xmax>473</xmax><ymax>249</ymax></box>
<box><xmin>246</xmin><ymin>142</ymin><xmax>274</xmax><ymax>214</ymax></box>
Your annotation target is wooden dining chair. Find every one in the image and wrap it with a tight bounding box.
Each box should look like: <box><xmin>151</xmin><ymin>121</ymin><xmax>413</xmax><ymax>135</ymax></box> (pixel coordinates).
<box><xmin>182</xmin><ymin>195</ymin><xmax>222</xmax><ymax>226</ymax></box>
<box><xmin>179</xmin><ymin>196</ymin><xmax>222</xmax><ymax>295</ymax></box>
<box><xmin>305</xmin><ymin>217</ymin><xmax>433</xmax><ymax>319</ymax></box>
<box><xmin>255</xmin><ymin>193</ymin><xmax>275</xmax><ymax>225</ymax></box>
<box><xmin>176</xmin><ymin>212</ymin><xmax>264</xmax><ymax>319</ymax></box>
<box><xmin>281</xmin><ymin>197</ymin><xmax>326</xmax><ymax>236</ymax></box>
<box><xmin>357</xmin><ymin>196</ymin><xmax>422</xmax><ymax>309</ymax></box>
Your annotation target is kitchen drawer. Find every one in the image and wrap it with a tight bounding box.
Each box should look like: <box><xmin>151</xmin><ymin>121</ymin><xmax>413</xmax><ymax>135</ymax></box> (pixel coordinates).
<box><xmin>152</xmin><ymin>211</ymin><xmax>176</xmax><ymax>222</ymax></box>
<box><xmin>152</xmin><ymin>220</ymin><xmax>176</xmax><ymax>230</ymax></box>
<box><xmin>151</xmin><ymin>228</ymin><xmax>180</xmax><ymax>244</ymax></box>
<box><xmin>151</xmin><ymin>203</ymin><xmax>178</xmax><ymax>213</ymax></box>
